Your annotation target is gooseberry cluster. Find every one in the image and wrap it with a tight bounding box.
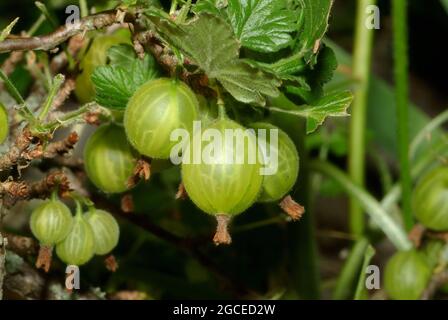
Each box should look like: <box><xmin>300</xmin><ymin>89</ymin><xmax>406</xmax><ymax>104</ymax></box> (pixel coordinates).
<box><xmin>30</xmin><ymin>193</ymin><xmax>119</xmax><ymax>270</ymax></box>
<box><xmin>80</xmin><ymin>74</ymin><xmax>303</xmax><ymax>246</ymax></box>
<box><xmin>384</xmin><ymin>166</ymin><xmax>448</xmax><ymax>299</ymax></box>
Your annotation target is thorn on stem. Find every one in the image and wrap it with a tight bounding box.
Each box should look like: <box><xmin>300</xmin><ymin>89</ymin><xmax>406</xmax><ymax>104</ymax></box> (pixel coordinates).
<box><xmin>279</xmin><ymin>195</ymin><xmax>305</xmax><ymax>221</ymax></box>
<box><xmin>213</xmin><ymin>214</ymin><xmax>232</xmax><ymax>246</ymax></box>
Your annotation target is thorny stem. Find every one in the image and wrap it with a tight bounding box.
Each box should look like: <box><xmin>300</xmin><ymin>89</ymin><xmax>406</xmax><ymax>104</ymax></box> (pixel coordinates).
<box><xmin>213</xmin><ymin>214</ymin><xmax>232</xmax><ymax>246</ymax></box>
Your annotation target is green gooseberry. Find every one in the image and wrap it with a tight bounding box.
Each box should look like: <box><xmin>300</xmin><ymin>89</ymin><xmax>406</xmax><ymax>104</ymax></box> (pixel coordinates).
<box><xmin>84</xmin><ymin>124</ymin><xmax>136</xmax><ymax>194</ymax></box>
<box><xmin>124</xmin><ymin>78</ymin><xmax>199</xmax><ymax>159</ymax></box>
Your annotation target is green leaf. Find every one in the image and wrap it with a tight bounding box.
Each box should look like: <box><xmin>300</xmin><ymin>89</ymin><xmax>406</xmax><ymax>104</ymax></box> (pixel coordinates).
<box><xmin>107</xmin><ymin>44</ymin><xmax>138</xmax><ymax>69</ymax></box>
<box><xmin>296</xmin><ymin>0</ymin><xmax>334</xmax><ymax>60</ymax></box>
<box><xmin>243</xmin><ymin>55</ymin><xmax>307</xmax><ymax>83</ymax></box>
<box><xmin>354</xmin><ymin>245</ymin><xmax>375</xmax><ymax>300</ymax></box>
<box><xmin>0</xmin><ymin>17</ymin><xmax>19</xmax><ymax>42</ymax></box>
<box><xmin>193</xmin><ymin>0</ymin><xmax>225</xmax><ymax>16</ymax></box>
<box><xmin>269</xmin><ymin>90</ymin><xmax>352</xmax><ymax>134</ymax></box>
<box><xmin>92</xmin><ymin>47</ymin><xmax>159</xmax><ymax>110</ymax></box>
<box><xmin>225</xmin><ymin>0</ymin><xmax>296</xmax><ymax>53</ymax></box>
<box><xmin>218</xmin><ymin>61</ymin><xmax>281</xmax><ymax>105</ymax></box>
<box><xmin>152</xmin><ymin>13</ymin><xmax>280</xmax><ymax>106</ymax></box>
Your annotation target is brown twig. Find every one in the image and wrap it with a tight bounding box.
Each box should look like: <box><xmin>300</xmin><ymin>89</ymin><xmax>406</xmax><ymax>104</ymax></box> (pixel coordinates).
<box><xmin>408</xmin><ymin>223</ymin><xmax>426</xmax><ymax>248</ymax></box>
<box><xmin>0</xmin><ymin>170</ymin><xmax>71</xmax><ymax>207</ymax></box>
<box><xmin>42</xmin><ymin>132</ymin><xmax>79</xmax><ymax>159</ymax></box>
<box><xmin>0</xmin><ymin>127</ymin><xmax>34</xmax><ymax>171</ymax></box>
<box><xmin>421</xmin><ymin>271</ymin><xmax>448</xmax><ymax>300</ymax></box>
<box><xmin>0</xmin><ymin>10</ymin><xmax>134</xmax><ymax>53</ymax></box>
<box><xmin>51</xmin><ymin>79</ymin><xmax>76</xmax><ymax>110</ymax></box>
<box><xmin>135</xmin><ymin>31</ymin><xmax>215</xmax><ymax>97</ymax></box>
<box><xmin>3</xmin><ymin>233</ymin><xmax>38</xmax><ymax>256</ymax></box>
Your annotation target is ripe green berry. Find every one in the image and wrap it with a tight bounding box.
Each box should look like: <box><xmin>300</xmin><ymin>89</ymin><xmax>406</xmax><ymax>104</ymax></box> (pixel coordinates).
<box><xmin>182</xmin><ymin>117</ymin><xmax>263</xmax><ymax>244</ymax></box>
<box><xmin>84</xmin><ymin>124</ymin><xmax>136</xmax><ymax>194</ymax></box>
<box><xmin>56</xmin><ymin>205</ymin><xmax>95</xmax><ymax>266</ymax></box>
<box><xmin>30</xmin><ymin>197</ymin><xmax>73</xmax><ymax>246</ymax></box>
<box><xmin>0</xmin><ymin>103</ymin><xmax>8</xmax><ymax>144</ymax></box>
<box><xmin>124</xmin><ymin>78</ymin><xmax>199</xmax><ymax>159</ymax></box>
<box><xmin>413</xmin><ymin>166</ymin><xmax>448</xmax><ymax>231</ymax></box>
<box><xmin>250</xmin><ymin>122</ymin><xmax>299</xmax><ymax>203</ymax></box>
<box><xmin>384</xmin><ymin>250</ymin><xmax>431</xmax><ymax>300</ymax></box>
<box><xmin>85</xmin><ymin>208</ymin><xmax>120</xmax><ymax>255</ymax></box>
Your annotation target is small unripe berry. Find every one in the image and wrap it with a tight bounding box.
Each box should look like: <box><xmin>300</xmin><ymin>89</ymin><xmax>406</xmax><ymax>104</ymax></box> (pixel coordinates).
<box><xmin>85</xmin><ymin>208</ymin><xmax>120</xmax><ymax>255</ymax></box>
<box><xmin>30</xmin><ymin>197</ymin><xmax>73</xmax><ymax>246</ymax></box>
<box><xmin>84</xmin><ymin>124</ymin><xmax>136</xmax><ymax>194</ymax></box>
<box><xmin>56</xmin><ymin>205</ymin><xmax>95</xmax><ymax>266</ymax></box>
<box><xmin>250</xmin><ymin>122</ymin><xmax>299</xmax><ymax>203</ymax></box>
<box><xmin>384</xmin><ymin>250</ymin><xmax>431</xmax><ymax>300</ymax></box>
<box><xmin>413</xmin><ymin>166</ymin><xmax>448</xmax><ymax>231</ymax></box>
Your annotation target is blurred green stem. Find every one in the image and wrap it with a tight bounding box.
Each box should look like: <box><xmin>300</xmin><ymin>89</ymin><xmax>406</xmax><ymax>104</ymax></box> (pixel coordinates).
<box><xmin>393</xmin><ymin>0</ymin><xmax>413</xmax><ymax>230</ymax></box>
<box><xmin>310</xmin><ymin>160</ymin><xmax>412</xmax><ymax>251</ymax></box>
<box><xmin>333</xmin><ymin>237</ymin><xmax>369</xmax><ymax>300</ymax></box>
<box><xmin>348</xmin><ymin>0</ymin><xmax>377</xmax><ymax>237</ymax></box>
<box><xmin>270</xmin><ymin>94</ymin><xmax>320</xmax><ymax>299</ymax></box>
<box><xmin>79</xmin><ymin>0</ymin><xmax>88</xmax><ymax>18</ymax></box>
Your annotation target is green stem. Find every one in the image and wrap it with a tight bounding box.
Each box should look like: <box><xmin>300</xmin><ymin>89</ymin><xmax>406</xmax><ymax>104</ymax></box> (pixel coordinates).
<box><xmin>392</xmin><ymin>0</ymin><xmax>413</xmax><ymax>231</ymax></box>
<box><xmin>0</xmin><ymin>70</ymin><xmax>25</xmax><ymax>105</ymax></box>
<box><xmin>348</xmin><ymin>0</ymin><xmax>377</xmax><ymax>237</ymax></box>
<box><xmin>333</xmin><ymin>237</ymin><xmax>369</xmax><ymax>300</ymax></box>
<box><xmin>37</xmin><ymin>74</ymin><xmax>65</xmax><ymax>121</ymax></box>
<box><xmin>309</xmin><ymin>160</ymin><xmax>412</xmax><ymax>251</ymax></box>
<box><xmin>79</xmin><ymin>0</ymin><xmax>88</xmax><ymax>18</ymax></box>
<box><xmin>169</xmin><ymin>0</ymin><xmax>178</xmax><ymax>15</ymax></box>
<box><xmin>28</xmin><ymin>14</ymin><xmax>45</xmax><ymax>36</ymax></box>
<box><xmin>44</xmin><ymin>102</ymin><xmax>98</xmax><ymax>131</ymax></box>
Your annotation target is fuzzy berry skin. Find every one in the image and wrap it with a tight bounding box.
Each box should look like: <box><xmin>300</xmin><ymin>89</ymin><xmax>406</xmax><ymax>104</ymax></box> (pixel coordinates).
<box><xmin>0</xmin><ymin>103</ymin><xmax>8</xmax><ymax>144</ymax></box>
<box><xmin>182</xmin><ymin>118</ymin><xmax>263</xmax><ymax>216</ymax></box>
<box><xmin>84</xmin><ymin>124</ymin><xmax>136</xmax><ymax>194</ymax></box>
<box><xmin>384</xmin><ymin>250</ymin><xmax>431</xmax><ymax>300</ymax></box>
<box><xmin>124</xmin><ymin>78</ymin><xmax>199</xmax><ymax>159</ymax></box>
<box><xmin>56</xmin><ymin>211</ymin><xmax>95</xmax><ymax>266</ymax></box>
<box><xmin>30</xmin><ymin>199</ymin><xmax>73</xmax><ymax>246</ymax></box>
<box><xmin>250</xmin><ymin>122</ymin><xmax>299</xmax><ymax>203</ymax></box>
<box><xmin>413</xmin><ymin>166</ymin><xmax>448</xmax><ymax>231</ymax></box>
<box><xmin>85</xmin><ymin>209</ymin><xmax>120</xmax><ymax>255</ymax></box>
